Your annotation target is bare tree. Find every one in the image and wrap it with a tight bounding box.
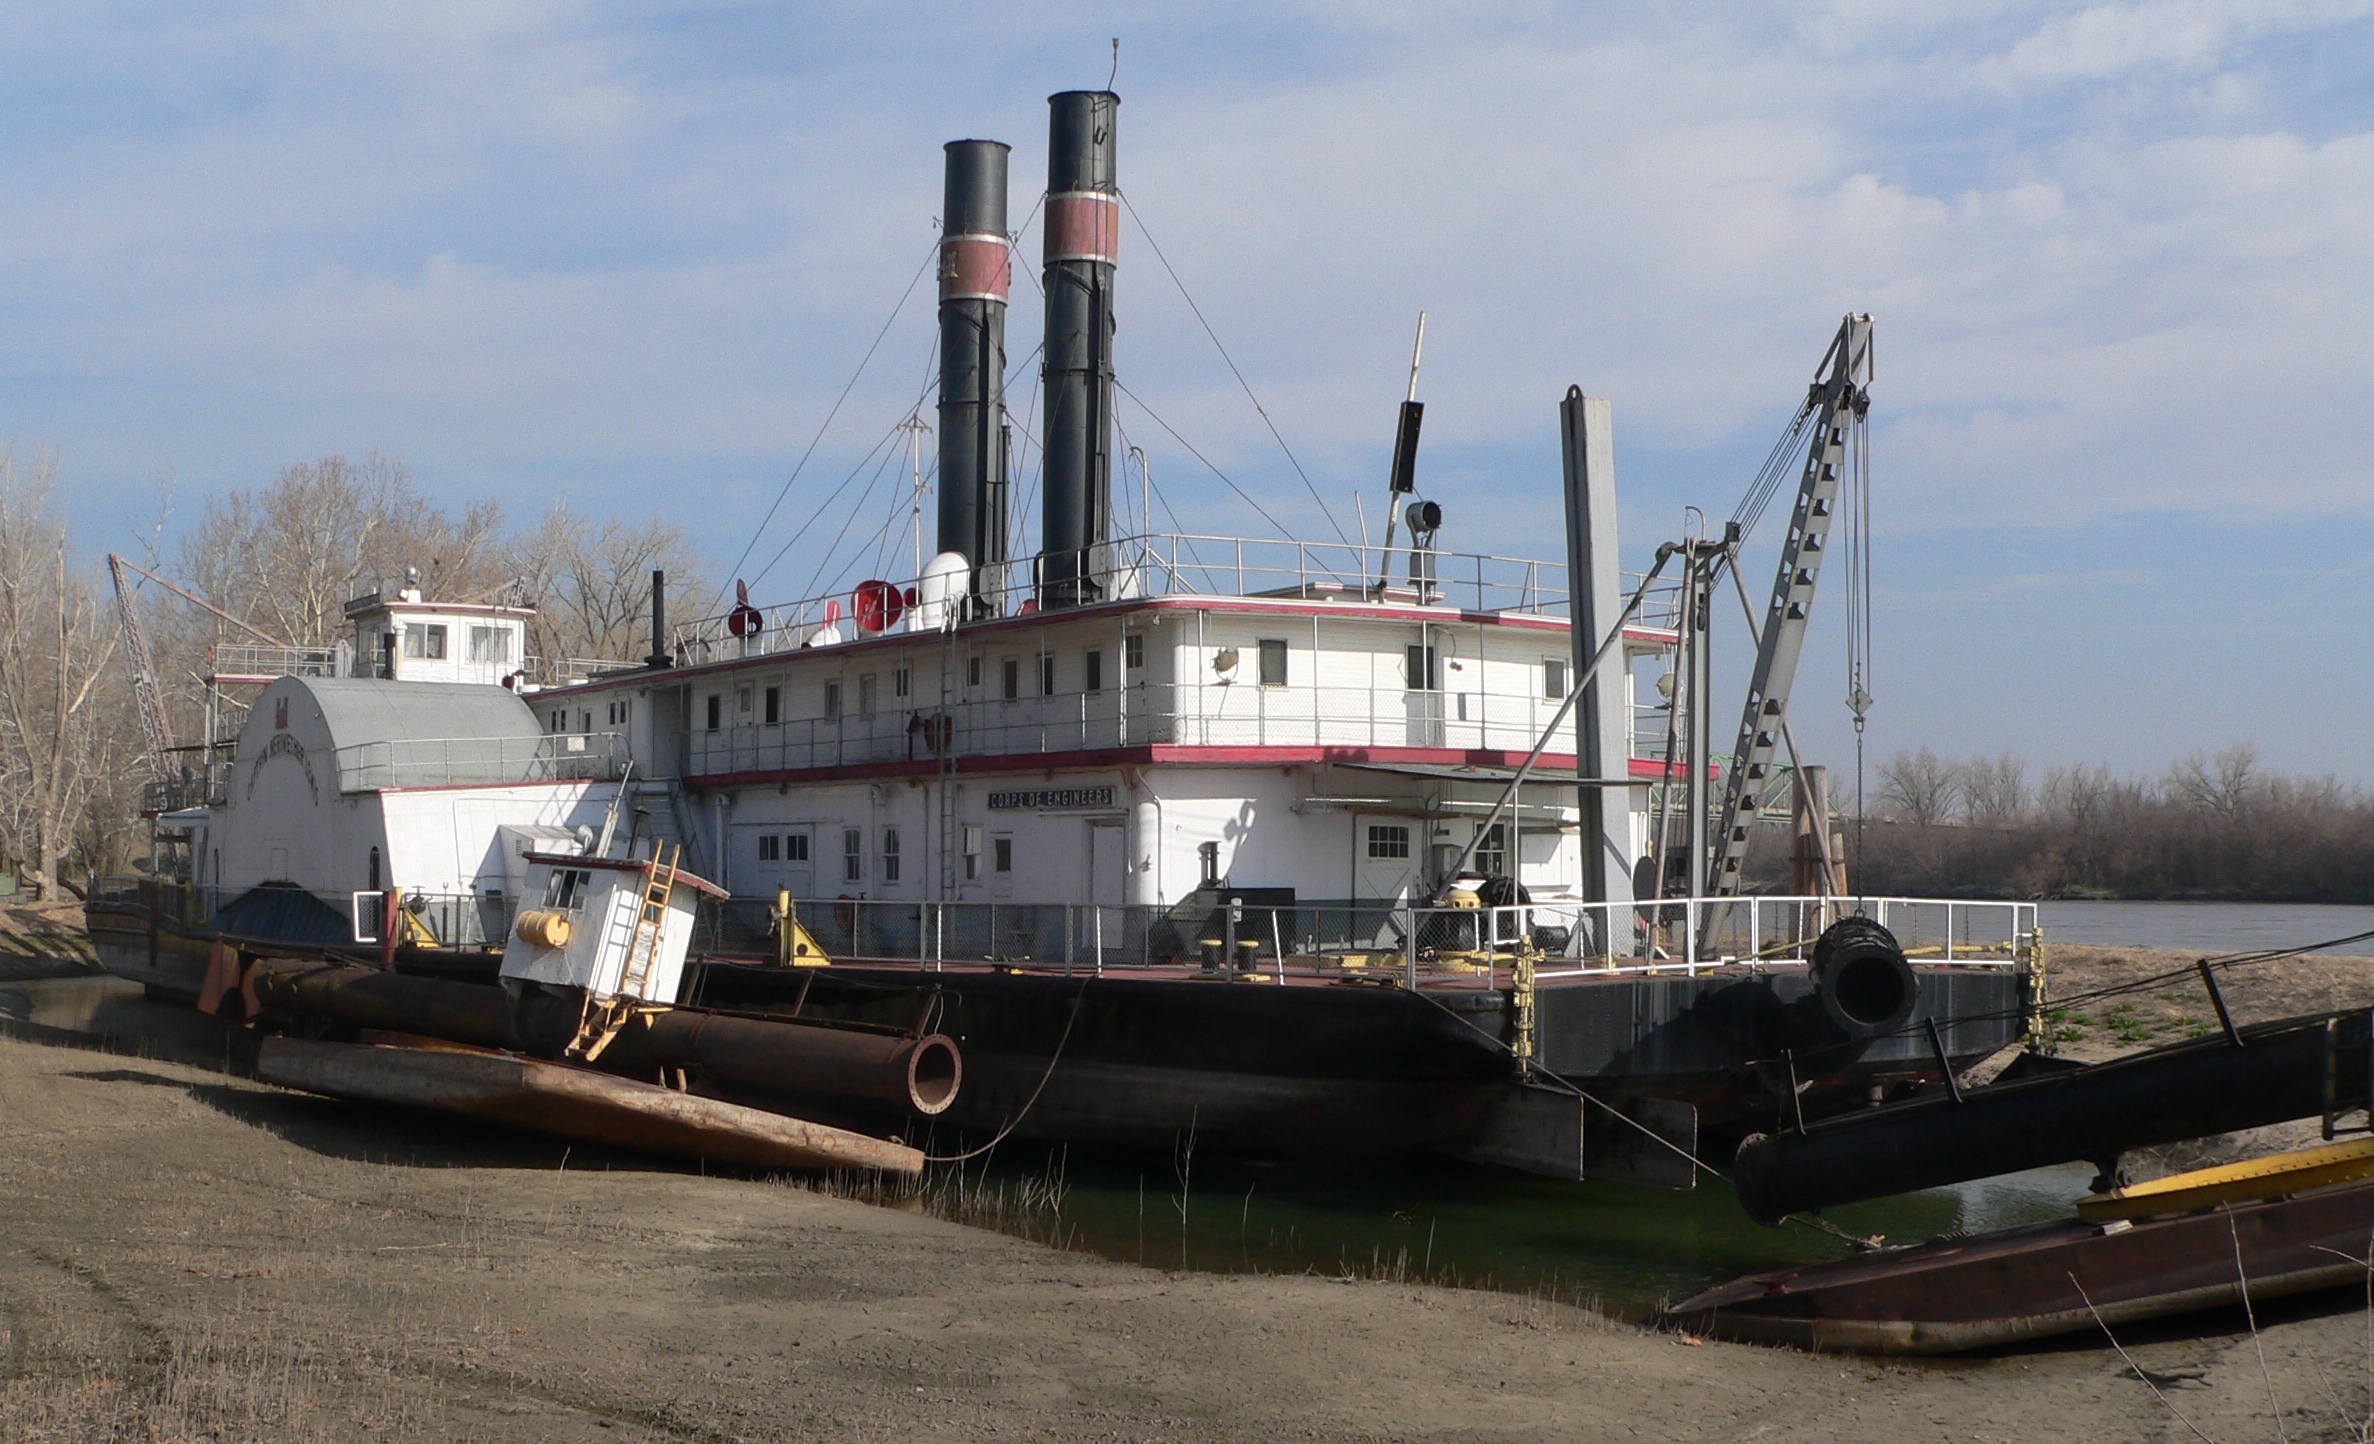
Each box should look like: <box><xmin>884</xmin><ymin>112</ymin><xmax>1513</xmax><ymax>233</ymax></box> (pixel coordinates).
<box><xmin>2168</xmin><ymin>742</ymin><xmax>2259</xmax><ymax>819</ymax></box>
<box><xmin>1879</xmin><ymin>747</ymin><xmax>1960</xmax><ymax>825</ymax></box>
<box><xmin>179</xmin><ymin>454</ymin><xmax>505</xmax><ymax>646</ymax></box>
<box><xmin>0</xmin><ymin>450</ymin><xmax>124</xmax><ymax>898</ymax></box>
<box><xmin>1960</xmin><ymin>751</ymin><xmax>2029</xmax><ymax>825</ymax></box>
<box><xmin>2039</xmin><ymin>762</ymin><xmax>2112</xmax><ymax>828</ymax></box>
<box><xmin>502</xmin><ymin>505</ymin><xmax>708</xmax><ymax>669</ymax></box>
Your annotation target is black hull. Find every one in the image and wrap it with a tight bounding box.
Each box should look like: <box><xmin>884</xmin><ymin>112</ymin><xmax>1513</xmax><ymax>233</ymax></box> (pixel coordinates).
<box><xmin>690</xmin><ymin>962</ymin><xmax>2030</xmax><ymax>1161</ymax></box>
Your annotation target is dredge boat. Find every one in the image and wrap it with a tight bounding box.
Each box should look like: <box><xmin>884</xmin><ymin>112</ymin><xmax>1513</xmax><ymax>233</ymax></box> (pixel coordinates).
<box><xmin>89</xmin><ymin>85</ymin><xmax>2037</xmax><ymax>1179</ymax></box>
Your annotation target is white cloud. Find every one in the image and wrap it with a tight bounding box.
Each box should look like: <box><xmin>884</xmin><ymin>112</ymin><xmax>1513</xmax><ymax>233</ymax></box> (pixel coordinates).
<box><xmin>1987</xmin><ymin>0</ymin><xmax>2374</xmax><ymax>84</ymax></box>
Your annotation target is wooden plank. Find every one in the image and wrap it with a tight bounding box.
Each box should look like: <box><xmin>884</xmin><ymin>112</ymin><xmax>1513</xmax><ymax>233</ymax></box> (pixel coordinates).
<box><xmin>259</xmin><ymin>1036</ymin><xmax>922</xmax><ymax>1175</ymax></box>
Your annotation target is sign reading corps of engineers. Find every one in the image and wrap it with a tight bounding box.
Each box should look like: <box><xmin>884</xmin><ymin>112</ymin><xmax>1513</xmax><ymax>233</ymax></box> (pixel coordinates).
<box><xmin>986</xmin><ymin>786</ymin><xmax>1116</xmax><ymax>811</ymax></box>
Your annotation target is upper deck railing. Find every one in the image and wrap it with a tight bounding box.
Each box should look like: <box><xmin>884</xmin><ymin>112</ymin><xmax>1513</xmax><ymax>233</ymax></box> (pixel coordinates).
<box><xmin>331</xmin><ymin>732</ymin><xmax>628</xmax><ymax>792</ymax></box>
<box><xmin>666</xmin><ymin>533</ymin><xmax>1576</xmax><ymax>663</ymax></box>
<box><xmin>209</xmin><ymin>642</ymin><xmax>348</xmax><ymax>683</ymax></box>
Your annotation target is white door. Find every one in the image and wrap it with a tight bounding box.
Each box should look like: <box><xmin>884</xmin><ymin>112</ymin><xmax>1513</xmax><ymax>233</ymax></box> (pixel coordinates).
<box><xmin>1088</xmin><ymin>821</ymin><xmax>1126</xmax><ymax>907</ymax></box>
<box><xmin>1353</xmin><ymin>816</ymin><xmax>1419</xmax><ymax>904</ymax></box>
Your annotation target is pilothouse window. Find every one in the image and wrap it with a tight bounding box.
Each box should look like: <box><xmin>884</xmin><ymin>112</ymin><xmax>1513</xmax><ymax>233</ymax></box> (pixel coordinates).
<box><xmin>467</xmin><ymin>625</ymin><xmax>511</xmax><ymax>663</ymax></box>
<box><xmin>543</xmin><ymin>868</ymin><xmax>592</xmax><ymax>911</ymax></box>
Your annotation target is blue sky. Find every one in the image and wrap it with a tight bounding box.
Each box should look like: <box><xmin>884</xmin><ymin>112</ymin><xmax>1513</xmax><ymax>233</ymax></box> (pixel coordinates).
<box><xmin>6</xmin><ymin>3</ymin><xmax>2371</xmax><ymax>780</ymax></box>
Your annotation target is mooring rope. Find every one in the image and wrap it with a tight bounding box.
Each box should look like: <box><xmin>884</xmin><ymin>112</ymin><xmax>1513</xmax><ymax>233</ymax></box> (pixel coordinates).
<box><xmin>920</xmin><ymin>980</ymin><xmax>1089</xmax><ymax>1164</ymax></box>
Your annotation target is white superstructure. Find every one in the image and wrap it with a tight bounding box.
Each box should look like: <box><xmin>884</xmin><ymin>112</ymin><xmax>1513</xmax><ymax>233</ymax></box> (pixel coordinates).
<box><xmin>521</xmin><ymin>536</ymin><xmax>1678</xmax><ymax>915</ymax></box>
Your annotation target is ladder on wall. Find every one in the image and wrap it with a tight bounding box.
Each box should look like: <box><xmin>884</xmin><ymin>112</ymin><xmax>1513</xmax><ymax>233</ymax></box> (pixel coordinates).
<box><xmin>618</xmin><ymin>842</ymin><xmax>681</xmax><ymax>999</ymax></box>
<box><xmin>573</xmin><ymin>842</ymin><xmax>680</xmax><ymax>1061</ymax></box>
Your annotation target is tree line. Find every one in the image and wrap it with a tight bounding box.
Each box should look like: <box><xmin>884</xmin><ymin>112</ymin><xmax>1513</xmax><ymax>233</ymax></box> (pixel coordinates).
<box><xmin>1846</xmin><ymin>743</ymin><xmax>2374</xmax><ymax>902</ymax></box>
<box><xmin>4</xmin><ymin>448</ymin><xmax>706</xmax><ymax>900</ymax></box>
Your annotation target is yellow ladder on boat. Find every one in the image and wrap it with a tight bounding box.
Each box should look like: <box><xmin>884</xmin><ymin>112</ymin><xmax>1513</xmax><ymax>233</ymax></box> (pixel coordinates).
<box><xmin>572</xmin><ymin>844</ymin><xmax>682</xmax><ymax>1062</ymax></box>
<box><xmin>617</xmin><ymin>842</ymin><xmax>680</xmax><ymax>999</ymax></box>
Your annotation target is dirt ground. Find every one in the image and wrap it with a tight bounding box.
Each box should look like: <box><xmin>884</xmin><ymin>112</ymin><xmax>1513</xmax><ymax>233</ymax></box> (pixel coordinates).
<box><xmin>3</xmin><ymin>999</ymin><xmax>2372</xmax><ymax>1440</ymax></box>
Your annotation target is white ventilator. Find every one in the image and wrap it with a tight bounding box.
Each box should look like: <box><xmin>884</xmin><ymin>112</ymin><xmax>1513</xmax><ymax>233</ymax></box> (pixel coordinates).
<box><xmin>911</xmin><ymin>551</ymin><xmax>972</xmax><ymax>631</ymax></box>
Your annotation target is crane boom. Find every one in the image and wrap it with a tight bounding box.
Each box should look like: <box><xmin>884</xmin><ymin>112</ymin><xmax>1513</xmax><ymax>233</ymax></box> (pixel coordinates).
<box><xmin>104</xmin><ymin>552</ymin><xmax>287</xmax><ymax>646</ymax></box>
<box><xmin>1710</xmin><ymin>314</ymin><xmax>1872</xmax><ymax>896</ymax></box>
<box><xmin>107</xmin><ymin>553</ymin><xmax>177</xmax><ymax>771</ymax></box>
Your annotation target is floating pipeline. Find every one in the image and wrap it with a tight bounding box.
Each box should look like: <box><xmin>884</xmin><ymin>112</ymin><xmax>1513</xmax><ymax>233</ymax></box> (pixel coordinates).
<box><xmin>226</xmin><ymin>956</ymin><xmax>961</xmax><ymax>1119</ymax></box>
<box><xmin>1733</xmin><ymin>1007</ymin><xmax>2374</xmax><ymax>1225</ymax></box>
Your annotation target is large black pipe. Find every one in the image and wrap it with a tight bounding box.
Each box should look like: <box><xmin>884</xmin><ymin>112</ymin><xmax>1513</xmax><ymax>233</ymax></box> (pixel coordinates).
<box><xmin>1733</xmin><ymin>1008</ymin><xmax>2374</xmax><ymax>1225</ymax></box>
<box><xmin>598</xmin><ymin>1009</ymin><xmax>961</xmax><ymax>1116</ymax></box>
<box><xmin>937</xmin><ymin>139</ymin><xmax>1011</xmax><ymax>605</ymax></box>
<box><xmin>1038</xmin><ymin>90</ymin><xmax>1119</xmax><ymax>608</ymax></box>
<box><xmin>242</xmin><ymin>961</ymin><xmax>963</xmax><ymax>1117</ymax></box>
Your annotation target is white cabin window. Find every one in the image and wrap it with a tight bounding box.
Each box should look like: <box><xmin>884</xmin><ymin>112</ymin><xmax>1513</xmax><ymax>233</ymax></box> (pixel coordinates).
<box><xmin>737</xmin><ymin>686</ymin><xmax>753</xmax><ymax>717</ymax></box>
<box><xmin>1405</xmin><ymin>643</ymin><xmax>1440</xmax><ymax>691</ymax></box>
<box><xmin>763</xmin><ymin>686</ymin><xmax>779</xmax><ymax>725</ymax></box>
<box><xmin>823</xmin><ymin>681</ymin><xmax>841</xmax><ymax>721</ymax></box>
<box><xmin>785</xmin><ymin>832</ymin><xmax>810</xmax><ymax>863</ymax></box>
<box><xmin>704</xmin><ymin>695</ymin><xmax>721</xmax><ymax>731</ymax></box>
<box><xmin>1544</xmin><ymin>658</ymin><xmax>1568</xmax><ymax>697</ymax></box>
<box><xmin>468</xmin><ymin>625</ymin><xmax>512</xmax><ymax>663</ymax></box>
<box><xmin>404</xmin><ymin>624</ymin><xmax>447</xmax><ymax>660</ymax></box>
<box><xmin>962</xmin><ymin>825</ymin><xmax>982</xmax><ymax>881</ymax></box>
<box><xmin>968</xmin><ymin>655</ymin><xmax>982</xmax><ymax>688</ymax></box>
<box><xmin>992</xmin><ymin>836</ymin><xmax>1013</xmax><ymax>874</ymax></box>
<box><xmin>1124</xmin><ymin>633</ymin><xmax>1145</xmax><ymax>670</ymax></box>
<box><xmin>758</xmin><ymin>835</ymin><xmax>780</xmax><ymax>862</ymax></box>
<box><xmin>1085</xmin><ymin>649</ymin><xmax>1104</xmax><ymax>692</ymax></box>
<box><xmin>842</xmin><ymin>828</ymin><xmax>863</xmax><ymax>883</ymax></box>
<box><xmin>1039</xmin><ymin>654</ymin><xmax>1056</xmax><ymax>697</ymax></box>
<box><xmin>608</xmin><ymin>699</ymin><xmax>628</xmax><ymax>725</ymax></box>
<box><xmin>1257</xmin><ymin>639</ymin><xmax>1288</xmax><ymax>687</ymax></box>
<box><xmin>1474</xmin><ymin>823</ymin><xmax>1508</xmax><ymax>878</ymax></box>
<box><xmin>543</xmin><ymin>868</ymin><xmax>592</xmax><ymax>911</ymax></box>
<box><xmin>858</xmin><ymin>675</ymin><xmax>877</xmax><ymax>716</ymax></box>
<box><xmin>1001</xmin><ymin>658</ymin><xmax>1019</xmax><ymax>701</ymax></box>
<box><xmin>895</xmin><ymin>665</ymin><xmax>911</xmax><ymax>699</ymax></box>
<box><xmin>881</xmin><ymin>827</ymin><xmax>901</xmax><ymax>883</ymax></box>
<box><xmin>1367</xmin><ymin>825</ymin><xmax>1411</xmax><ymax>860</ymax></box>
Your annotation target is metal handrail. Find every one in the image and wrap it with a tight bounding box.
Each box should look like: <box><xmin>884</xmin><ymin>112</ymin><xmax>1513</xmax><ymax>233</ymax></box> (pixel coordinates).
<box><xmin>332</xmin><ymin>732</ymin><xmax>628</xmax><ymax>792</ymax></box>
<box><xmin>665</xmin><ymin>532</ymin><xmax>1579</xmax><ymax>659</ymax></box>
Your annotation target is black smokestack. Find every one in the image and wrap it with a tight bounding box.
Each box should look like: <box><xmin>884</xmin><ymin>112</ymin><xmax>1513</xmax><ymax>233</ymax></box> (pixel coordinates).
<box><xmin>645</xmin><ymin>569</ymin><xmax>671</xmax><ymax>669</ymax></box>
<box><xmin>1038</xmin><ymin>90</ymin><xmax>1118</xmax><ymax>608</ymax></box>
<box><xmin>936</xmin><ymin>139</ymin><xmax>1011</xmax><ymax>607</ymax></box>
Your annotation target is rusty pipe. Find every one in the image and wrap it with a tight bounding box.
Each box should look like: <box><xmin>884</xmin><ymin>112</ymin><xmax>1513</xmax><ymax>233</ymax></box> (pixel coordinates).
<box><xmin>246</xmin><ymin>960</ymin><xmax>518</xmax><ymax>1049</ymax></box>
<box><xmin>596</xmin><ymin>1010</ymin><xmax>962</xmax><ymax>1117</ymax></box>
<box><xmin>243</xmin><ymin>960</ymin><xmax>961</xmax><ymax>1117</ymax></box>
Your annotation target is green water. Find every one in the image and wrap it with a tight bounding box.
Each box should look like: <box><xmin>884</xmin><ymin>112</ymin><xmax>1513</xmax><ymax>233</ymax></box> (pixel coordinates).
<box><xmin>947</xmin><ymin>1148</ymin><xmax>2095</xmax><ymax>1318</ymax></box>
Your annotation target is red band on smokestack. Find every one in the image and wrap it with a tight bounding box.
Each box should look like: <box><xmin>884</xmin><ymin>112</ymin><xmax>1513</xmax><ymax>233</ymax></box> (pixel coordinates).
<box><xmin>938</xmin><ymin>234</ymin><xmax>1010</xmax><ymax>303</ymax></box>
<box><xmin>1044</xmin><ymin>192</ymin><xmax>1119</xmax><ymax>265</ymax></box>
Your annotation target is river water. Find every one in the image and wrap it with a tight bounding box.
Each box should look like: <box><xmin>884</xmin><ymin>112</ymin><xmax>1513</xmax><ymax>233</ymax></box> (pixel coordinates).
<box><xmin>2039</xmin><ymin>899</ymin><xmax>2374</xmax><ymax>953</ymax></box>
<box><xmin>977</xmin><ymin>1149</ymin><xmax>2094</xmax><ymax>1319</ymax></box>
